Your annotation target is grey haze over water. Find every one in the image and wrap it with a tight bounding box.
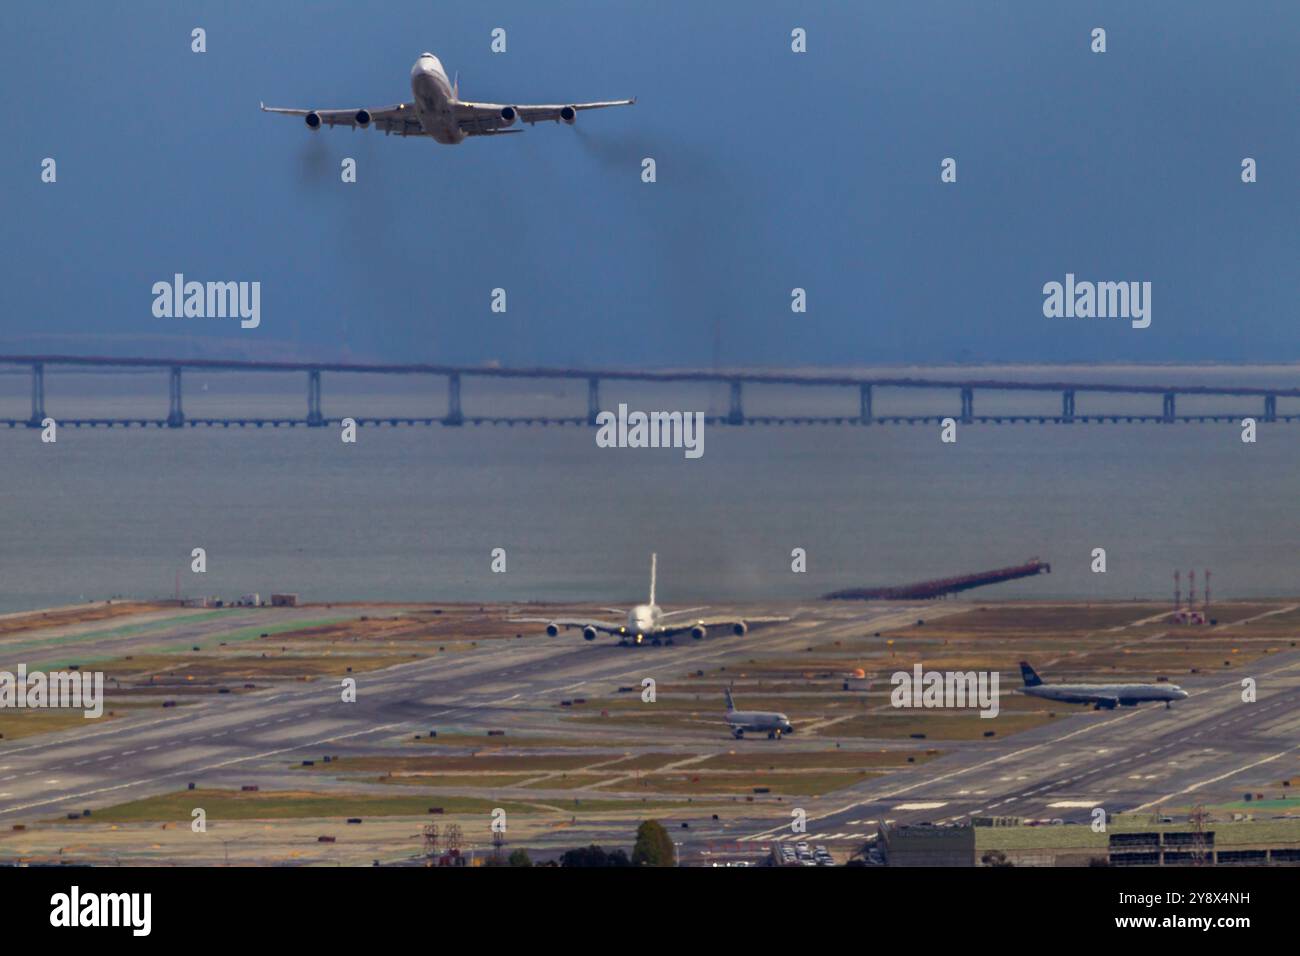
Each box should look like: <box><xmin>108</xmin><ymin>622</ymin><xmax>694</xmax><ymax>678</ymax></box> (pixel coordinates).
<box><xmin>1</xmin><ymin>365</ymin><xmax>1295</xmax><ymax>615</ymax></box>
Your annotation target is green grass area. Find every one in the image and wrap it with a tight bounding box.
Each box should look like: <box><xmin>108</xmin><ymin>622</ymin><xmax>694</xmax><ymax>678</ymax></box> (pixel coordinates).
<box><xmin>414</xmin><ymin>733</ymin><xmax>646</xmax><ymax>749</ymax></box>
<box><xmin>693</xmin><ymin>750</ymin><xmax>936</xmax><ymax>771</ymax></box>
<box><xmin>5</xmin><ymin>609</ymin><xmax>234</xmax><ymax>668</ymax></box>
<box><xmin>975</xmin><ymin>817</ymin><xmax>1300</xmax><ymax>852</ymax></box>
<box><xmin>523</xmin><ymin>773</ymin><xmax>616</xmax><ymax>789</ymax></box>
<box><xmin>56</xmin><ymin>787</ymin><xmax>741</xmax><ymax>825</ymax></box>
<box><xmin>601</xmin><ymin>769</ymin><xmax>876</xmax><ymax>797</ymax></box>
<box><xmin>154</xmin><ymin>617</ymin><xmax>356</xmax><ymax>654</ymax></box>
<box><xmin>1200</xmin><ymin>798</ymin><xmax>1300</xmax><ymax>813</ymax></box>
<box><xmin>367</xmin><ymin>774</ymin><xmax>536</xmax><ymax>788</ymax></box>
<box><xmin>24</xmin><ymin>615</ymin><xmax>359</xmax><ymax>671</ymax></box>
<box><xmin>304</xmin><ymin>754</ymin><xmax>608</xmax><ymax>774</ymax></box>
<box><xmin>57</xmin><ymin>788</ymin><xmax>547</xmax><ymax>823</ymax></box>
<box><xmin>0</xmin><ymin>700</ymin><xmax>162</xmax><ymax>741</ymax></box>
<box><xmin>0</xmin><ymin>707</ymin><xmax>116</xmax><ymax>741</ymax></box>
<box><xmin>821</xmin><ymin>711</ymin><xmax>1057</xmax><ymax>741</ymax></box>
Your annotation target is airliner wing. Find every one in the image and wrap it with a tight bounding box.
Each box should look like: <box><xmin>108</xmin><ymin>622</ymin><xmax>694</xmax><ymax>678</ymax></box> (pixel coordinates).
<box><xmin>260</xmin><ymin>102</ymin><xmax>426</xmax><ymax>135</ymax></box>
<box><xmin>508</xmin><ymin>616</ymin><xmax>623</xmax><ymax>634</ymax></box>
<box><xmin>660</xmin><ymin>607</ymin><xmax>709</xmax><ymax>619</ymax></box>
<box><xmin>657</xmin><ymin>614</ymin><xmax>790</xmax><ymax>638</ymax></box>
<box><xmin>455</xmin><ymin>98</ymin><xmax>635</xmax><ymax>131</ymax></box>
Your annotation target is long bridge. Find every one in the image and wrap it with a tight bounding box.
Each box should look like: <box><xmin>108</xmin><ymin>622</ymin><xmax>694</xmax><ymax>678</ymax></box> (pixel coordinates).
<box><xmin>1</xmin><ymin>354</ymin><xmax>1297</xmax><ymax>428</ymax></box>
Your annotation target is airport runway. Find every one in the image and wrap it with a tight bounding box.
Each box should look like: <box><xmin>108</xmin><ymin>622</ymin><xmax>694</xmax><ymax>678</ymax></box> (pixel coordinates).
<box><xmin>744</xmin><ymin>650</ymin><xmax>1300</xmax><ymax>847</ymax></box>
<box><xmin>0</xmin><ymin>603</ymin><xmax>925</xmax><ymax>829</ymax></box>
<box><xmin>5</xmin><ymin>602</ymin><xmax>1299</xmax><ymax>862</ymax></box>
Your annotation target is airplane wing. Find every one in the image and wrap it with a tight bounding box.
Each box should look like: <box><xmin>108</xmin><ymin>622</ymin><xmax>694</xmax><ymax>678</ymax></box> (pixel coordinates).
<box><xmin>260</xmin><ymin>102</ymin><xmax>427</xmax><ymax>136</ymax></box>
<box><xmin>657</xmin><ymin>614</ymin><xmax>790</xmax><ymax>638</ymax></box>
<box><xmin>660</xmin><ymin>607</ymin><xmax>710</xmax><ymax>619</ymax></box>
<box><xmin>455</xmin><ymin>98</ymin><xmax>635</xmax><ymax>132</ymax></box>
<box><xmin>508</xmin><ymin>616</ymin><xmax>624</xmax><ymax>634</ymax></box>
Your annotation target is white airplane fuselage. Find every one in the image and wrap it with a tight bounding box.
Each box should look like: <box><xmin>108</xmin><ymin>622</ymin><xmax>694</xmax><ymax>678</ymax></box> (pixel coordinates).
<box><xmin>627</xmin><ymin>603</ymin><xmax>663</xmax><ymax>637</ymax></box>
<box><xmin>1024</xmin><ymin>683</ymin><xmax>1188</xmax><ymax>706</ymax></box>
<box><xmin>726</xmin><ymin>710</ymin><xmax>794</xmax><ymax>737</ymax></box>
<box><xmin>410</xmin><ymin>53</ymin><xmax>463</xmax><ymax>144</ymax></box>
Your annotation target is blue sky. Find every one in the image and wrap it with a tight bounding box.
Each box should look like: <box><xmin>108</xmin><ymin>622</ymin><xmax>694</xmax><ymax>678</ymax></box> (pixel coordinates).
<box><xmin>3</xmin><ymin>0</ymin><xmax>1297</xmax><ymax>366</ymax></box>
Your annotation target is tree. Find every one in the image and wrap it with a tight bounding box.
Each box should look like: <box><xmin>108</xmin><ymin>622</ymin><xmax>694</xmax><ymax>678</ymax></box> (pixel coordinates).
<box><xmin>508</xmin><ymin>849</ymin><xmax>533</xmax><ymax>867</ymax></box>
<box><xmin>631</xmin><ymin>820</ymin><xmax>676</xmax><ymax>867</ymax></box>
<box><xmin>560</xmin><ymin>845</ymin><xmax>630</xmax><ymax>867</ymax></box>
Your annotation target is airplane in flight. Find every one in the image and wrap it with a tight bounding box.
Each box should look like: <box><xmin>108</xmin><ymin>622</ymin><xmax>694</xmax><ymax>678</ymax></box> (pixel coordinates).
<box><xmin>724</xmin><ymin>688</ymin><xmax>793</xmax><ymax>740</ymax></box>
<box><xmin>1019</xmin><ymin>662</ymin><xmax>1189</xmax><ymax>710</ymax></box>
<box><xmin>512</xmin><ymin>554</ymin><xmax>780</xmax><ymax>646</ymax></box>
<box><xmin>261</xmin><ymin>51</ymin><xmax>634</xmax><ymax>145</ymax></box>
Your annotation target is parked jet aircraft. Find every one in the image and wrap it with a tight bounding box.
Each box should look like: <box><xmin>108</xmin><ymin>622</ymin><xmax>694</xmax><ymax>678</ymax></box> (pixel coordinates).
<box><xmin>261</xmin><ymin>52</ymin><xmax>634</xmax><ymax>145</ymax></box>
<box><xmin>512</xmin><ymin>554</ymin><xmax>781</xmax><ymax>646</ymax></box>
<box><xmin>724</xmin><ymin>688</ymin><xmax>793</xmax><ymax>739</ymax></box>
<box><xmin>1019</xmin><ymin>662</ymin><xmax>1188</xmax><ymax>710</ymax></box>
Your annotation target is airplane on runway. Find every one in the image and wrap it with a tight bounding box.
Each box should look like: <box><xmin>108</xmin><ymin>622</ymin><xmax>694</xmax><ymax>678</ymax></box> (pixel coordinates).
<box><xmin>725</xmin><ymin>687</ymin><xmax>793</xmax><ymax>739</ymax></box>
<box><xmin>261</xmin><ymin>52</ymin><xmax>634</xmax><ymax>145</ymax></box>
<box><xmin>512</xmin><ymin>554</ymin><xmax>782</xmax><ymax>646</ymax></box>
<box><xmin>1019</xmin><ymin>661</ymin><xmax>1188</xmax><ymax>710</ymax></box>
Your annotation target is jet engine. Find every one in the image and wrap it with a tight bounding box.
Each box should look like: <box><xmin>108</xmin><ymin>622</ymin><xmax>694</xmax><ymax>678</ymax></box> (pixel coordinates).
<box><xmin>354</xmin><ymin>109</ymin><xmax>371</xmax><ymax>128</ymax></box>
<box><xmin>691</xmin><ymin>625</ymin><xmax>707</xmax><ymax>640</ymax></box>
<box><xmin>583</xmin><ymin>625</ymin><xmax>598</xmax><ymax>641</ymax></box>
<box><xmin>305</xmin><ymin>111</ymin><xmax>322</xmax><ymax>130</ymax></box>
<box><xmin>732</xmin><ymin>622</ymin><xmax>748</xmax><ymax>636</ymax></box>
<box><xmin>499</xmin><ymin>106</ymin><xmax>518</xmax><ymax>127</ymax></box>
<box><xmin>559</xmin><ymin>105</ymin><xmax>576</xmax><ymax>125</ymax></box>
<box><xmin>545</xmin><ymin>623</ymin><xmax>559</xmax><ymax>636</ymax></box>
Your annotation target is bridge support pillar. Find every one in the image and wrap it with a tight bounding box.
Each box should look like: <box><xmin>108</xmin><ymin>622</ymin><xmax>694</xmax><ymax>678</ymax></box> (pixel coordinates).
<box><xmin>1162</xmin><ymin>391</ymin><xmax>1176</xmax><ymax>423</ymax></box>
<box><xmin>306</xmin><ymin>369</ymin><xmax>324</xmax><ymax>426</ymax></box>
<box><xmin>727</xmin><ymin>381</ymin><xmax>744</xmax><ymax>425</ymax></box>
<box><xmin>167</xmin><ymin>366</ymin><xmax>185</xmax><ymax>427</ymax></box>
<box><xmin>587</xmin><ymin>377</ymin><xmax>600</xmax><ymax>426</ymax></box>
<box><xmin>1265</xmin><ymin>394</ymin><xmax>1277</xmax><ymax>423</ymax></box>
<box><xmin>859</xmin><ymin>384</ymin><xmax>873</xmax><ymax>424</ymax></box>
<box><xmin>444</xmin><ymin>372</ymin><xmax>464</xmax><ymax>426</ymax></box>
<box><xmin>1062</xmin><ymin>389</ymin><xmax>1075</xmax><ymax>422</ymax></box>
<box><xmin>27</xmin><ymin>362</ymin><xmax>45</xmax><ymax>428</ymax></box>
<box><xmin>960</xmin><ymin>387</ymin><xmax>974</xmax><ymax>424</ymax></box>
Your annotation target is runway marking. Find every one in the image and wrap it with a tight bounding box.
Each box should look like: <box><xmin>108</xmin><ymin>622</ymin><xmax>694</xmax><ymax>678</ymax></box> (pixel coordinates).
<box><xmin>743</xmin><ymin>701</ymin><xmax>1152</xmax><ymax>838</ymax></box>
<box><xmin>1130</xmin><ymin>745</ymin><xmax>1299</xmax><ymax>812</ymax></box>
<box><xmin>892</xmin><ymin>801</ymin><xmax>946</xmax><ymax>811</ymax></box>
<box><xmin>0</xmin><ymin>721</ymin><xmax>408</xmax><ymax>815</ymax></box>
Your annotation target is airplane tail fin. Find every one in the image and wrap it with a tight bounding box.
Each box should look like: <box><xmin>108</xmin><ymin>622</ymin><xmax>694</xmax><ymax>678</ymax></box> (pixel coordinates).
<box><xmin>723</xmin><ymin>686</ymin><xmax>735</xmax><ymax>712</ymax></box>
<box><xmin>1019</xmin><ymin>661</ymin><xmax>1043</xmax><ymax>687</ymax></box>
<box><xmin>453</xmin><ymin>71</ymin><xmax>459</xmax><ymax>100</ymax></box>
<box><xmin>649</xmin><ymin>552</ymin><xmax>657</xmax><ymax>606</ymax></box>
